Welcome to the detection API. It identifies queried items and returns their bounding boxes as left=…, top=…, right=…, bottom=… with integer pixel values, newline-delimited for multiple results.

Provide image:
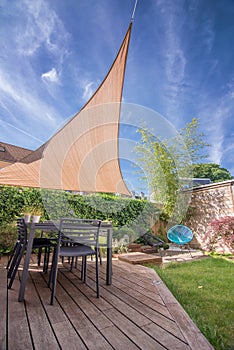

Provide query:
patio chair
left=7, top=218, right=55, bottom=289
left=167, top=225, right=193, bottom=257
left=49, top=218, right=101, bottom=305
left=140, top=231, right=165, bottom=256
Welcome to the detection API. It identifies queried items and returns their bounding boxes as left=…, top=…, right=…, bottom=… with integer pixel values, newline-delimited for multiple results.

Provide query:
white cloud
left=199, top=92, right=234, bottom=166
left=0, top=69, right=60, bottom=126
left=41, top=68, right=59, bottom=83
left=155, top=2, right=186, bottom=86
left=226, top=76, right=234, bottom=100
left=81, top=81, right=95, bottom=101
left=153, top=0, right=187, bottom=117
left=0, top=119, right=43, bottom=143
left=0, top=0, right=71, bottom=145
left=203, top=18, right=215, bottom=53
left=15, top=0, right=69, bottom=61
left=165, top=47, right=186, bottom=85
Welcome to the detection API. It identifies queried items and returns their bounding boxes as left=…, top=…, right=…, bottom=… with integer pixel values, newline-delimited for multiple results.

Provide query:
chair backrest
left=141, top=231, right=165, bottom=247
left=59, top=218, right=101, bottom=247
left=16, top=218, right=28, bottom=245
left=167, top=225, right=193, bottom=245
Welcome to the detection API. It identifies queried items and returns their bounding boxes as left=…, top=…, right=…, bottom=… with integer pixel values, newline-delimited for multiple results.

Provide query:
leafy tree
left=192, top=163, right=233, bottom=182
left=178, top=118, right=210, bottom=163
left=135, top=118, right=209, bottom=221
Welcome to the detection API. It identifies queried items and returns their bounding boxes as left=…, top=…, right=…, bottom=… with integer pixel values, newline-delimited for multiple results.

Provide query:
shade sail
left=0, top=23, right=132, bottom=195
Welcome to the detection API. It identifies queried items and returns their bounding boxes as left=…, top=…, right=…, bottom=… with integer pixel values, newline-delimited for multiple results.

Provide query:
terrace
left=0, top=254, right=213, bottom=350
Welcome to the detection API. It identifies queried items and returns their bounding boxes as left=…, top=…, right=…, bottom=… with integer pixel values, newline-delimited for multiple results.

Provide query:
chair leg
left=6, top=242, right=18, bottom=270
left=7, top=243, right=22, bottom=279
left=42, top=247, right=47, bottom=273
left=81, top=256, right=87, bottom=283
left=37, top=247, right=42, bottom=266
left=43, top=247, right=51, bottom=273
left=188, top=244, right=193, bottom=258
left=158, top=248, right=163, bottom=257
left=95, top=252, right=99, bottom=298
left=8, top=246, right=25, bottom=289
left=70, top=257, right=74, bottom=272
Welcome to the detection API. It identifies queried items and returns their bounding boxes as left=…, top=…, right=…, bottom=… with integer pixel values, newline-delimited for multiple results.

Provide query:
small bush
left=204, top=216, right=234, bottom=254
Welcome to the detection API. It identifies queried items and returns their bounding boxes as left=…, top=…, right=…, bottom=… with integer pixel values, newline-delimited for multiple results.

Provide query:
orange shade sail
left=0, top=23, right=132, bottom=196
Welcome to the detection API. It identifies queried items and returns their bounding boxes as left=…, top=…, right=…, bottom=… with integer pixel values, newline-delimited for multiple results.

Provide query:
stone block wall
left=185, top=180, right=234, bottom=249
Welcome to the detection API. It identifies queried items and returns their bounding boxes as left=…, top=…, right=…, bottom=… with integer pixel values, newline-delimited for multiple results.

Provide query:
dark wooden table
left=18, top=221, right=112, bottom=302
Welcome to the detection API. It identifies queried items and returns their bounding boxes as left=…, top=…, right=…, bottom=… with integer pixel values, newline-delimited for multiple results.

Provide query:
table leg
left=18, top=224, right=35, bottom=302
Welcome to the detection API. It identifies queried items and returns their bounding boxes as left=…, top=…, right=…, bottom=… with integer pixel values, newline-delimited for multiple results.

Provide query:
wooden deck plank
left=142, top=322, right=190, bottom=350
left=0, top=257, right=7, bottom=350
left=112, top=279, right=172, bottom=318
left=101, top=307, right=166, bottom=350
left=155, top=273, right=214, bottom=350
left=95, top=325, right=139, bottom=350
left=66, top=267, right=163, bottom=350
left=7, top=273, right=33, bottom=350
left=55, top=270, right=144, bottom=350
left=67, top=265, right=190, bottom=350
left=111, top=260, right=160, bottom=292
left=48, top=271, right=114, bottom=350
left=30, top=272, right=87, bottom=350
left=101, top=281, right=185, bottom=341
left=59, top=267, right=170, bottom=349
left=57, top=270, right=114, bottom=330
left=89, top=262, right=172, bottom=318
left=65, top=268, right=151, bottom=328
left=20, top=271, right=60, bottom=350
left=81, top=264, right=188, bottom=342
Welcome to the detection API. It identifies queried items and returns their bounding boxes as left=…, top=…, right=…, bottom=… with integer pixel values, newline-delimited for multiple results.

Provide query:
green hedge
left=0, top=186, right=160, bottom=254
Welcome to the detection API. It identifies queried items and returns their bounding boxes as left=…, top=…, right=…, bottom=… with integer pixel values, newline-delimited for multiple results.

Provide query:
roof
left=0, top=142, right=33, bottom=164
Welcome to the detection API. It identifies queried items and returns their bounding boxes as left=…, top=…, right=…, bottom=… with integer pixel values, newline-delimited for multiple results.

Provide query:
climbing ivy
left=0, top=186, right=160, bottom=254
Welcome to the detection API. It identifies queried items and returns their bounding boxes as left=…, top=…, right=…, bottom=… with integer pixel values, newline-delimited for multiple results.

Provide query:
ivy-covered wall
left=0, top=185, right=159, bottom=226
left=0, top=185, right=160, bottom=254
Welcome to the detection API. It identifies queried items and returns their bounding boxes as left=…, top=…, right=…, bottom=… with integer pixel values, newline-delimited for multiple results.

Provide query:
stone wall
left=185, top=180, right=234, bottom=249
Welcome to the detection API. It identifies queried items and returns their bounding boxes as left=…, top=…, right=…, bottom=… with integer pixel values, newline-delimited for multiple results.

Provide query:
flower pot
left=32, top=215, right=40, bottom=223
left=24, top=214, right=32, bottom=223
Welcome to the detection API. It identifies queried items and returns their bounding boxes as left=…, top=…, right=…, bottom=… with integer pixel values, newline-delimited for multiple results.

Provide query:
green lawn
left=150, top=256, right=234, bottom=350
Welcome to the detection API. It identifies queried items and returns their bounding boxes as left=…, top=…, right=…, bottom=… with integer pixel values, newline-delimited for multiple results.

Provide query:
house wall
left=185, top=180, right=234, bottom=249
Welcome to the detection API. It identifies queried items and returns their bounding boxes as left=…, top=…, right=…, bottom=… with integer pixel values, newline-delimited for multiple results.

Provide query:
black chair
left=49, top=218, right=101, bottom=305
left=140, top=231, right=165, bottom=255
left=7, top=218, right=55, bottom=289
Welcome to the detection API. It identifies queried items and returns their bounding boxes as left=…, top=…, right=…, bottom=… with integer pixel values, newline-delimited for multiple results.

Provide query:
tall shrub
left=204, top=216, right=234, bottom=253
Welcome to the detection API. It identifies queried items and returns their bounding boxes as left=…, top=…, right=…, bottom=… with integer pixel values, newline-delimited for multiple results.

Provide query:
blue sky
left=0, top=0, right=234, bottom=193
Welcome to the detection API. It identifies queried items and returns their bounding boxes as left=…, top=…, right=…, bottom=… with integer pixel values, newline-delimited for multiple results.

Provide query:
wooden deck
left=0, top=255, right=213, bottom=350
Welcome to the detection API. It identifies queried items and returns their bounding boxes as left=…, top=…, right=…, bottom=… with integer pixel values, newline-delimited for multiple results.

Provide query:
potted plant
left=22, top=205, right=34, bottom=222
left=31, top=206, right=43, bottom=223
